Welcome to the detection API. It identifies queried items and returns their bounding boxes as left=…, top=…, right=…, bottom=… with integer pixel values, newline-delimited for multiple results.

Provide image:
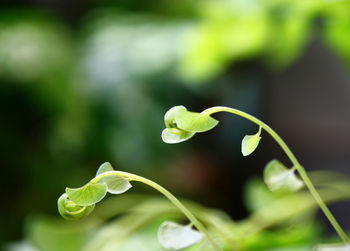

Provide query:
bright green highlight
left=263, top=159, right=303, bottom=193
left=241, top=126, right=262, bottom=156
left=162, top=105, right=349, bottom=243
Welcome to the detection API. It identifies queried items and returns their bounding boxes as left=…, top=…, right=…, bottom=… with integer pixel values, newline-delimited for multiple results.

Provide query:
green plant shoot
left=58, top=162, right=221, bottom=251
left=161, top=105, right=350, bottom=244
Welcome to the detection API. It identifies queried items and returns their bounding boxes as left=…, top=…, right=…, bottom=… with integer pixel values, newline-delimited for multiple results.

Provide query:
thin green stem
left=202, top=106, right=349, bottom=243
left=91, top=171, right=221, bottom=250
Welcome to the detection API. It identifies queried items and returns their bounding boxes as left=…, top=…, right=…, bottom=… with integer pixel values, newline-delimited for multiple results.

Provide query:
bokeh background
left=1, top=0, right=350, bottom=249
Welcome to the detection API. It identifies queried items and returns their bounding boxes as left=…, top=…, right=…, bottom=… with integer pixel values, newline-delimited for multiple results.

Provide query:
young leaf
left=96, top=162, right=114, bottom=176
left=97, top=172, right=132, bottom=194
left=175, top=109, right=219, bottom=133
left=164, top=106, right=187, bottom=128
left=95, top=162, right=132, bottom=194
left=57, top=193, right=95, bottom=220
left=161, top=128, right=195, bottom=144
left=66, top=182, right=107, bottom=206
left=158, top=221, right=203, bottom=250
left=263, top=159, right=304, bottom=193
left=241, top=128, right=262, bottom=156
left=317, top=243, right=350, bottom=251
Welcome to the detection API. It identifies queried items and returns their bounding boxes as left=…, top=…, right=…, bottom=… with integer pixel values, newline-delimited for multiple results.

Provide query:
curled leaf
left=175, top=108, right=219, bottom=133
left=161, top=128, right=195, bottom=144
left=57, top=193, right=95, bottom=220
left=95, top=162, right=132, bottom=194
left=241, top=127, right=262, bottom=156
left=158, top=221, right=203, bottom=250
left=162, top=106, right=196, bottom=144
left=164, top=106, right=187, bottom=128
left=263, top=159, right=304, bottom=193
left=162, top=105, right=218, bottom=144
left=97, top=172, right=132, bottom=194
left=66, top=182, right=107, bottom=206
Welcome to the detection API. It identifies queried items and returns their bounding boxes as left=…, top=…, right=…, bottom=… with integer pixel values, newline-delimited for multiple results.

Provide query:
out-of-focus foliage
left=6, top=171, right=350, bottom=251
left=2, top=0, right=350, bottom=248
left=263, top=159, right=304, bottom=193
left=179, top=0, right=350, bottom=82
left=0, top=12, right=72, bottom=84
left=322, top=1, right=350, bottom=69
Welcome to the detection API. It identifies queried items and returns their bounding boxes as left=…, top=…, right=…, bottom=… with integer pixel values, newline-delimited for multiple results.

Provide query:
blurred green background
left=2, top=0, right=350, bottom=250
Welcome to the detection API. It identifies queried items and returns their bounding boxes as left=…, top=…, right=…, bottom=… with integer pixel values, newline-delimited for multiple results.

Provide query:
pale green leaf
left=241, top=129, right=261, bottom=156
left=175, top=109, right=218, bottom=133
left=95, top=162, right=132, bottom=194
left=263, top=159, right=304, bottom=193
left=164, top=106, right=187, bottom=128
left=66, top=182, right=107, bottom=206
left=97, top=173, right=132, bottom=194
left=317, top=243, right=350, bottom=251
left=161, top=128, right=195, bottom=144
left=158, top=221, right=203, bottom=250
left=96, top=162, right=114, bottom=176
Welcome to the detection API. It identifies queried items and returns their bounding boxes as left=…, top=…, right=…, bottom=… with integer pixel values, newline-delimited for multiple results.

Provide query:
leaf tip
left=96, top=162, right=114, bottom=176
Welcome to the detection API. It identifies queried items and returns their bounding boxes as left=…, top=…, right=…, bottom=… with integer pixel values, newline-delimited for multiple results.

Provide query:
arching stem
left=91, top=171, right=221, bottom=250
left=202, top=106, right=349, bottom=243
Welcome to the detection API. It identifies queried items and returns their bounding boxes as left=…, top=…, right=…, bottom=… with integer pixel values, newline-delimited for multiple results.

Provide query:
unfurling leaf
left=57, top=193, right=95, bottom=220
left=95, top=162, right=132, bottom=194
left=97, top=173, right=132, bottom=194
left=161, top=128, right=195, bottom=144
left=66, top=182, right=107, bottom=206
left=263, top=159, right=304, bottom=193
left=164, top=106, right=187, bottom=128
left=241, top=127, right=262, bottom=156
left=162, top=106, right=218, bottom=144
left=175, top=109, right=219, bottom=133
left=96, top=162, right=114, bottom=176
left=158, top=221, right=203, bottom=250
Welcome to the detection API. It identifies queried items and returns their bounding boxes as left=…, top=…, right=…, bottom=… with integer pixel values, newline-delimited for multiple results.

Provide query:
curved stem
left=91, top=171, right=221, bottom=250
left=202, top=106, right=349, bottom=243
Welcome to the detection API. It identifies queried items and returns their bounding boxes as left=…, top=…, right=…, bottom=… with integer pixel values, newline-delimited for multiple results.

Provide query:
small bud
left=57, top=193, right=95, bottom=221
left=161, top=106, right=218, bottom=144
